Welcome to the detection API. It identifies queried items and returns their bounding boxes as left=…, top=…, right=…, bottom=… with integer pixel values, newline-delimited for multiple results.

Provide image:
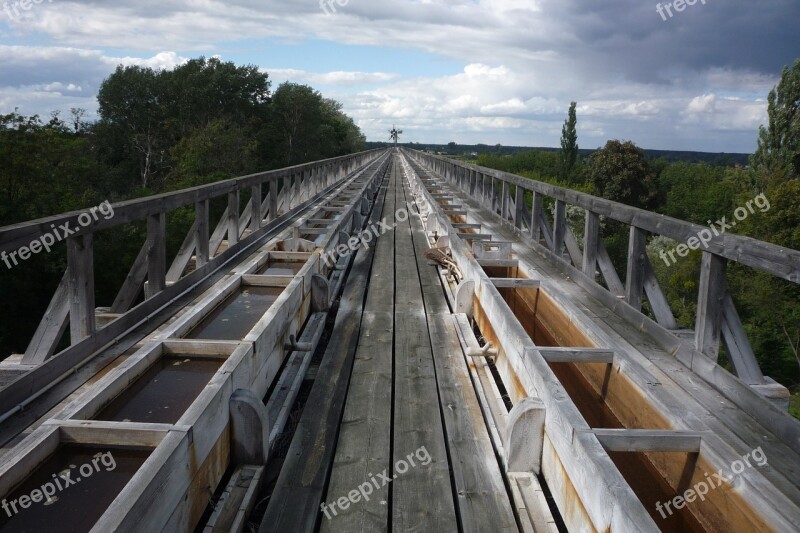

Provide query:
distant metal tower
left=389, top=125, right=403, bottom=146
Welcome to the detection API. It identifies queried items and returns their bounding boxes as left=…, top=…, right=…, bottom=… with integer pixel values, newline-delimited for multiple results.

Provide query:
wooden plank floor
left=262, top=157, right=519, bottom=533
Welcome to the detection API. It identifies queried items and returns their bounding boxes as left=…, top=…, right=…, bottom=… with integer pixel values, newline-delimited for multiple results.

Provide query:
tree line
left=477, top=60, right=800, bottom=415
left=0, top=56, right=366, bottom=357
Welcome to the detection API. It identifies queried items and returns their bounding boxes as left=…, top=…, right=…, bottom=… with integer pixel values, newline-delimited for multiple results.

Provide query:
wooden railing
left=405, top=148, right=800, bottom=408
left=0, top=148, right=385, bottom=368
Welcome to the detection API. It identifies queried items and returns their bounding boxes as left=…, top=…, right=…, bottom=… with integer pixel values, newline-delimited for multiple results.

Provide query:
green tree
left=559, top=101, right=579, bottom=183
left=751, top=59, right=800, bottom=182
left=585, top=140, right=658, bottom=209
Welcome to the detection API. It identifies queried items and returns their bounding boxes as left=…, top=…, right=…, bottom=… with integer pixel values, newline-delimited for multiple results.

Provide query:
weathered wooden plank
left=514, top=185, right=526, bottom=230
left=259, top=158, right=390, bottom=533
left=552, top=199, right=566, bottom=256
left=625, top=226, right=647, bottom=311
left=67, top=233, right=95, bottom=343
left=266, top=312, right=327, bottom=444
left=22, top=271, right=70, bottom=364
left=406, top=172, right=517, bottom=532
left=250, top=184, right=262, bottom=233
left=490, top=278, right=541, bottom=288
left=721, top=293, right=765, bottom=385
left=596, top=238, right=625, bottom=297
left=588, top=429, right=703, bottom=453
left=323, top=165, right=394, bottom=532
left=642, top=255, right=677, bottom=329
left=695, top=252, right=727, bottom=361
left=393, top=162, right=459, bottom=532
left=538, top=348, right=615, bottom=364
left=228, top=191, right=240, bottom=246
left=583, top=210, right=600, bottom=278
left=146, top=212, right=167, bottom=298
left=530, top=192, right=543, bottom=243
left=166, top=216, right=200, bottom=283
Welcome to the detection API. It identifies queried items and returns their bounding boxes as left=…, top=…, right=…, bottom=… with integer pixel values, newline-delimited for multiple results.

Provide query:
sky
left=0, top=0, right=798, bottom=153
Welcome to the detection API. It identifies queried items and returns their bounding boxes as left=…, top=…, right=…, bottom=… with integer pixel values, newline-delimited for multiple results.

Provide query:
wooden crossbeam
left=588, top=429, right=703, bottom=453
left=477, top=259, right=519, bottom=268
left=490, top=278, right=541, bottom=289
left=538, top=348, right=614, bottom=364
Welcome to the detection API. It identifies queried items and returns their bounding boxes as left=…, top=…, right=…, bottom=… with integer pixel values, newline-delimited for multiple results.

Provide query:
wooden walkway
left=261, top=158, right=523, bottom=532
left=3, top=146, right=799, bottom=533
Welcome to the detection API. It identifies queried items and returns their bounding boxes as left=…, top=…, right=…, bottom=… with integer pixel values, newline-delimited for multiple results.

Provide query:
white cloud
left=1, top=0, right=794, bottom=151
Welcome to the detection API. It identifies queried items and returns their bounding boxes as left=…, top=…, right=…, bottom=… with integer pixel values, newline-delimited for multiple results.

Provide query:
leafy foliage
left=585, top=140, right=658, bottom=209
left=559, top=102, right=579, bottom=183
left=0, top=58, right=365, bottom=358
left=751, top=59, right=800, bottom=182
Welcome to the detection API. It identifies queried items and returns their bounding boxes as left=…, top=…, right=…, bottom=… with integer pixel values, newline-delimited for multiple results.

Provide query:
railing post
left=250, top=184, right=262, bottom=233
left=583, top=210, right=600, bottom=278
left=501, top=181, right=510, bottom=222
left=531, top=192, right=543, bottom=242
left=269, top=178, right=278, bottom=221
left=625, top=226, right=647, bottom=310
left=67, top=234, right=95, bottom=343
left=196, top=200, right=210, bottom=267
left=147, top=212, right=166, bottom=297
left=514, top=185, right=526, bottom=230
left=228, top=190, right=240, bottom=246
left=695, top=252, right=727, bottom=361
left=469, top=169, right=476, bottom=197
left=553, top=199, right=566, bottom=256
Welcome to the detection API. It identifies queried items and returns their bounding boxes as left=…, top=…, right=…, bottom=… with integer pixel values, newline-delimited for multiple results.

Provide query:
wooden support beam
left=477, top=258, right=519, bottom=268
left=110, top=239, right=149, bottom=313
left=166, top=217, right=199, bottom=283
left=530, top=192, right=543, bottom=242
left=501, top=181, right=510, bottom=222
left=490, top=278, right=541, bottom=289
left=250, top=184, right=262, bottom=233
left=146, top=212, right=166, bottom=298
left=67, top=233, right=95, bottom=343
left=538, top=348, right=615, bottom=364
left=588, top=429, right=703, bottom=453
left=553, top=200, right=566, bottom=256
left=695, top=252, right=727, bottom=361
left=625, top=226, right=647, bottom=311
left=460, top=233, right=493, bottom=242
left=642, top=256, right=677, bottom=329
left=583, top=210, right=600, bottom=278
left=228, top=190, right=240, bottom=246
left=514, top=186, right=526, bottom=230
left=22, top=271, right=70, bottom=364
left=269, top=178, right=278, bottom=221
left=722, top=293, right=765, bottom=385
left=596, top=239, right=625, bottom=297
left=196, top=199, right=210, bottom=268
left=453, top=223, right=482, bottom=230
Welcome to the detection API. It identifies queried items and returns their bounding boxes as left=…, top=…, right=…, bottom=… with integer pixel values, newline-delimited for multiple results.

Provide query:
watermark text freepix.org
left=655, top=446, right=767, bottom=519
left=1, top=200, right=115, bottom=270
left=656, top=0, right=707, bottom=22
left=2, top=451, right=117, bottom=518
left=658, top=193, right=769, bottom=267
left=321, top=199, right=425, bottom=267
left=2, top=0, right=52, bottom=22
left=320, top=446, right=432, bottom=519
left=319, top=0, right=348, bottom=16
